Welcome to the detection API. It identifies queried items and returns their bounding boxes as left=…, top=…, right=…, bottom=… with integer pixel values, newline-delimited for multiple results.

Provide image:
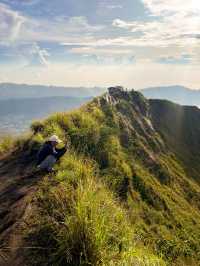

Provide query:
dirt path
left=0, top=153, right=41, bottom=266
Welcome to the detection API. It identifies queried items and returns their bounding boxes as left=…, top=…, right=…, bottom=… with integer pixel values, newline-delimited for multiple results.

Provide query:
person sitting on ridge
left=37, top=135, right=67, bottom=172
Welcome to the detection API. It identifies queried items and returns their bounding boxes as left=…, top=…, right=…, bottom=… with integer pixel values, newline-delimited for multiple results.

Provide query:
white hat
left=49, top=135, right=62, bottom=143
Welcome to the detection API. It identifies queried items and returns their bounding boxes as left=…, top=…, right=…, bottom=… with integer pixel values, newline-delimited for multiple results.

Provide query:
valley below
left=0, top=97, right=90, bottom=134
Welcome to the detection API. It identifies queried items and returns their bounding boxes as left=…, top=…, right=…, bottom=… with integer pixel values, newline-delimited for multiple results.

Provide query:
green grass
left=4, top=88, right=200, bottom=265
left=0, top=135, right=14, bottom=155
left=24, top=153, right=165, bottom=266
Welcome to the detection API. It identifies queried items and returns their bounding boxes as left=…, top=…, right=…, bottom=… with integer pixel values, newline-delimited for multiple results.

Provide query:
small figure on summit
left=37, top=135, right=67, bottom=172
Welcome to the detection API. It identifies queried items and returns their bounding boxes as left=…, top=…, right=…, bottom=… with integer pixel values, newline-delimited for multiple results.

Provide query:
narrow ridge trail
left=0, top=153, right=41, bottom=266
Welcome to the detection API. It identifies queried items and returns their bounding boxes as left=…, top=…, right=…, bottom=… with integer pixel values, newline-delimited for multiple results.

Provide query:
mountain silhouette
left=141, top=85, right=200, bottom=106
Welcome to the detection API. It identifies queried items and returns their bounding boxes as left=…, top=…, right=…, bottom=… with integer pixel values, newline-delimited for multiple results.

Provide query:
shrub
left=42, top=121, right=64, bottom=140
left=47, top=112, right=74, bottom=132
left=31, top=120, right=45, bottom=134
left=67, top=111, right=101, bottom=154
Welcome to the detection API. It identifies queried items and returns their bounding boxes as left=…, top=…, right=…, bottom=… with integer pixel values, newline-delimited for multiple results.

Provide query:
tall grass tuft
left=24, top=153, right=165, bottom=265
left=0, top=135, right=14, bottom=155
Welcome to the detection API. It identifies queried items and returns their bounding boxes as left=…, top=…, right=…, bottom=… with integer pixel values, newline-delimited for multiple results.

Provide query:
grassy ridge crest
left=3, top=87, right=200, bottom=265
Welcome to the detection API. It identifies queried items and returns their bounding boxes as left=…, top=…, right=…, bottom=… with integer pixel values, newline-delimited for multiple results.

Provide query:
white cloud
left=69, top=46, right=134, bottom=56
left=97, top=1, right=123, bottom=15
left=3, top=0, right=41, bottom=6
left=0, top=3, right=25, bottom=43
left=17, top=15, right=105, bottom=43
left=1, top=61, right=200, bottom=89
left=0, top=2, right=104, bottom=45
left=6, top=42, right=50, bottom=68
left=1, top=0, right=200, bottom=88
left=3, top=0, right=198, bottom=59
left=59, top=1, right=200, bottom=62
left=142, top=0, right=200, bottom=16
left=105, top=4, right=123, bottom=9
left=113, top=0, right=200, bottom=49
left=27, top=43, right=50, bottom=67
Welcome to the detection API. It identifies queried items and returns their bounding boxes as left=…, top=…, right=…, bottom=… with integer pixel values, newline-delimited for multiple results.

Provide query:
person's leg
left=39, top=155, right=57, bottom=171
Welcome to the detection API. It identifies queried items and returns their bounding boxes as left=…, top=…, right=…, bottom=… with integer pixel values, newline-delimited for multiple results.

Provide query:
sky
left=0, top=0, right=200, bottom=89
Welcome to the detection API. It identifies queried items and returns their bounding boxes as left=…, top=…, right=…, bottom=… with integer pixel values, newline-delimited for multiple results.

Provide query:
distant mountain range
left=1, top=83, right=200, bottom=134
left=0, top=83, right=106, bottom=99
left=2, top=84, right=199, bottom=106
left=0, top=96, right=90, bottom=134
left=140, top=85, right=200, bottom=106
left=0, top=83, right=106, bottom=134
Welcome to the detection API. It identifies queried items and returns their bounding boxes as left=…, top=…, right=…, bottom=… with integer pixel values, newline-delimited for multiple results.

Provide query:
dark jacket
left=37, top=141, right=67, bottom=165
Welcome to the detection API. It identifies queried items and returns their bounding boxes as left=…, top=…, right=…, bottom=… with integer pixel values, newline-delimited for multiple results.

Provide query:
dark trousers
left=39, top=147, right=67, bottom=170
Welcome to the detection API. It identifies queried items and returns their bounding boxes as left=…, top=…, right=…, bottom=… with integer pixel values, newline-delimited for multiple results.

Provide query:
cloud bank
left=0, top=0, right=199, bottom=89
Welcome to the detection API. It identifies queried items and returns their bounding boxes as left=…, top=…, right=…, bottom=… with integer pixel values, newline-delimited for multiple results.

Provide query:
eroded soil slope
left=0, top=153, right=40, bottom=266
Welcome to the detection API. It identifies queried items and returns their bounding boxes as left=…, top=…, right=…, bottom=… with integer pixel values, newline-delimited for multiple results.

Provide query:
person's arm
left=55, top=147, right=65, bottom=153
left=55, top=145, right=67, bottom=159
left=55, top=144, right=67, bottom=153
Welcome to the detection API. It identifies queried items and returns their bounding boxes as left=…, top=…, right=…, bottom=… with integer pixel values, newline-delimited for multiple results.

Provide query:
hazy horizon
left=0, top=83, right=200, bottom=91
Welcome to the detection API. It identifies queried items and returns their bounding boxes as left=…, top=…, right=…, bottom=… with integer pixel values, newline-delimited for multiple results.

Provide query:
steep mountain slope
left=141, top=85, right=200, bottom=106
left=1, top=87, right=200, bottom=266
left=149, top=99, right=200, bottom=182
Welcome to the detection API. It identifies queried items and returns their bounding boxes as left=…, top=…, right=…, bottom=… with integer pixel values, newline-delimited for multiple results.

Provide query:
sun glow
left=192, top=0, right=200, bottom=9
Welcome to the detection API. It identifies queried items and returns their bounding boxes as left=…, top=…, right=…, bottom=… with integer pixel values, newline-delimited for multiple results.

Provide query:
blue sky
left=0, top=0, right=200, bottom=88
